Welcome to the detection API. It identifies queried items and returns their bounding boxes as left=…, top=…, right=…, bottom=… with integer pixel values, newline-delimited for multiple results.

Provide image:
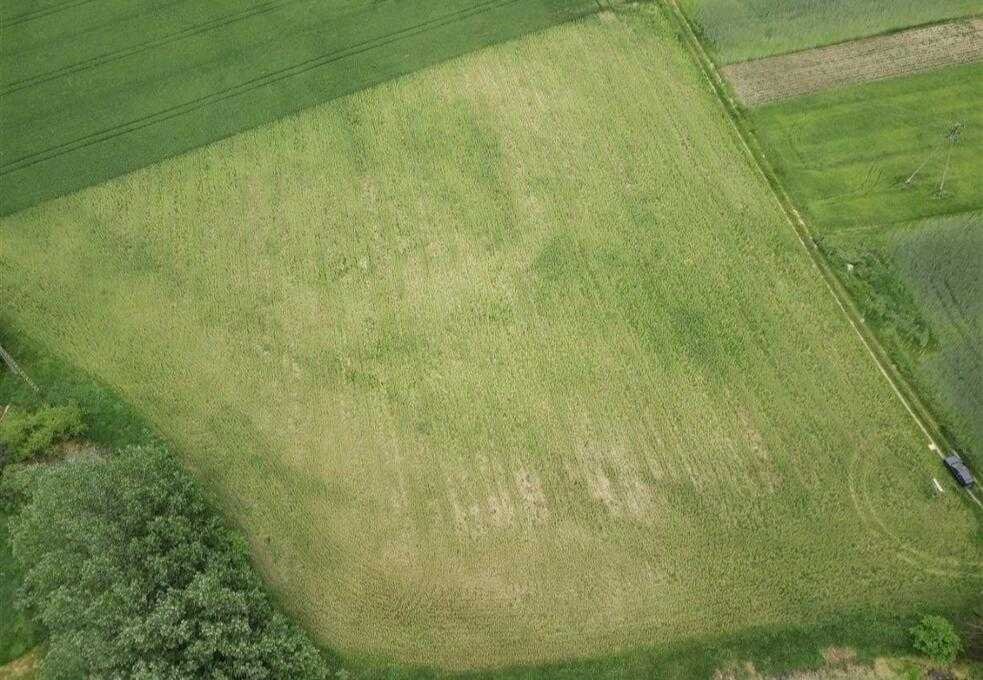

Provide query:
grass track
left=678, top=0, right=982, bottom=64
left=1, top=4, right=981, bottom=671
left=0, top=0, right=597, bottom=214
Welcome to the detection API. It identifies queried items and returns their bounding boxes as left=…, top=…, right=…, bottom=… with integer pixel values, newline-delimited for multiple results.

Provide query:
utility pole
left=0, top=342, right=39, bottom=392
left=936, top=123, right=961, bottom=198
left=902, top=122, right=962, bottom=190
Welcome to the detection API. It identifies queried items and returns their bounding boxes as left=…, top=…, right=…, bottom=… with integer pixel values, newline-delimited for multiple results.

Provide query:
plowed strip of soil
left=723, top=18, right=983, bottom=107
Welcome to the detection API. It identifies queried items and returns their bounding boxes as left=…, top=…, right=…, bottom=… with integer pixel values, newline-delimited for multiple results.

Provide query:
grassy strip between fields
left=820, top=212, right=983, bottom=472
left=661, top=0, right=979, bottom=509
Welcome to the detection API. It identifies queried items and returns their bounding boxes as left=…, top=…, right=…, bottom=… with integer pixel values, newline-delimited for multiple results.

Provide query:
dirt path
left=722, top=17, right=983, bottom=107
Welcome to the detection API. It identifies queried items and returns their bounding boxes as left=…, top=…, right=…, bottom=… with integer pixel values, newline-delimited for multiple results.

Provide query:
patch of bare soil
left=0, top=649, right=40, bottom=680
left=723, top=18, right=983, bottom=106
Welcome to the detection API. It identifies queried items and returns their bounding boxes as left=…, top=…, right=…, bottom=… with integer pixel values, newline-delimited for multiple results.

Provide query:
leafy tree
left=0, top=404, right=84, bottom=465
left=4, top=446, right=328, bottom=680
left=909, top=615, right=962, bottom=666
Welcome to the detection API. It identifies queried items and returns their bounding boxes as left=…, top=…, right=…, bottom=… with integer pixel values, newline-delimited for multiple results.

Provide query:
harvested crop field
left=723, top=18, right=983, bottom=106
left=0, top=0, right=597, bottom=215
left=1, top=4, right=980, bottom=671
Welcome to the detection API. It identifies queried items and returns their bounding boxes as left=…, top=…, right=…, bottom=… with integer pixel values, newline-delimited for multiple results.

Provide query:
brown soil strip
left=723, top=18, right=983, bottom=107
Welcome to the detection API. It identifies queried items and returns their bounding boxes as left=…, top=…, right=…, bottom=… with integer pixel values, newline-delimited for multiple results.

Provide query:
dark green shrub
left=910, top=615, right=962, bottom=665
left=0, top=404, right=84, bottom=464
left=5, top=446, right=328, bottom=680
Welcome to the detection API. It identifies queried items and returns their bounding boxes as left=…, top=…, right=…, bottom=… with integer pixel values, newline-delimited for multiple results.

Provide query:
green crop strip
left=0, top=0, right=597, bottom=214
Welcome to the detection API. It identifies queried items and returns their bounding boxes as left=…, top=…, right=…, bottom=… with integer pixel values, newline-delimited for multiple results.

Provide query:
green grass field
left=1, top=4, right=981, bottom=672
left=887, top=214, right=983, bottom=465
left=749, top=62, right=983, bottom=231
left=678, top=0, right=982, bottom=64
left=823, top=212, right=983, bottom=470
left=0, top=0, right=596, bottom=215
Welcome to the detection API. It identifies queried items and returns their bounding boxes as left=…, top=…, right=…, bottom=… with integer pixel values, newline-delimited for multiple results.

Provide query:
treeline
left=0, top=404, right=330, bottom=680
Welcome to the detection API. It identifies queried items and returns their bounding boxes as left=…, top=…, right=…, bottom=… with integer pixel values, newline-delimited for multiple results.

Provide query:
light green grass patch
left=1, top=5, right=980, bottom=671
left=678, top=0, right=982, bottom=64
left=750, top=63, right=983, bottom=231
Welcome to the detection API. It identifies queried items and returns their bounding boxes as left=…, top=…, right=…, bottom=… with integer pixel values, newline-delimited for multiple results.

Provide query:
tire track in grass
left=847, top=442, right=982, bottom=576
left=1, top=0, right=197, bottom=59
left=0, top=0, right=523, bottom=177
left=0, top=1, right=290, bottom=96
left=3, top=0, right=101, bottom=27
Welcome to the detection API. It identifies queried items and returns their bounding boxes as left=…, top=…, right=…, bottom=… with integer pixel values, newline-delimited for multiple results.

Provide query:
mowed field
left=0, top=0, right=597, bottom=214
left=749, top=62, right=983, bottom=230
left=678, top=0, right=982, bottom=64
left=1, top=5, right=981, bottom=670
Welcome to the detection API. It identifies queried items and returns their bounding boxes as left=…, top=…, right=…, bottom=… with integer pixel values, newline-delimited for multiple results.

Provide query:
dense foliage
left=817, top=239, right=935, bottom=354
left=0, top=404, right=84, bottom=466
left=4, top=446, right=328, bottom=680
left=910, top=615, right=962, bottom=665
left=0, top=511, right=40, bottom=666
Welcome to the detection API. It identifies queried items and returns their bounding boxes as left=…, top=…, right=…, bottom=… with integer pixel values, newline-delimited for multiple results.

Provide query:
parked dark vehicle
left=943, top=455, right=975, bottom=488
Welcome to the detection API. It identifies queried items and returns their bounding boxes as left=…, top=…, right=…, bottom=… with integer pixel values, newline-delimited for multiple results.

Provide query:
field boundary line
left=659, top=0, right=981, bottom=510
left=0, top=0, right=516, bottom=173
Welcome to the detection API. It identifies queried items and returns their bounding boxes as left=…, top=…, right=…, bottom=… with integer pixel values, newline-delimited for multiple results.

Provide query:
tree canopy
left=5, top=446, right=328, bottom=680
